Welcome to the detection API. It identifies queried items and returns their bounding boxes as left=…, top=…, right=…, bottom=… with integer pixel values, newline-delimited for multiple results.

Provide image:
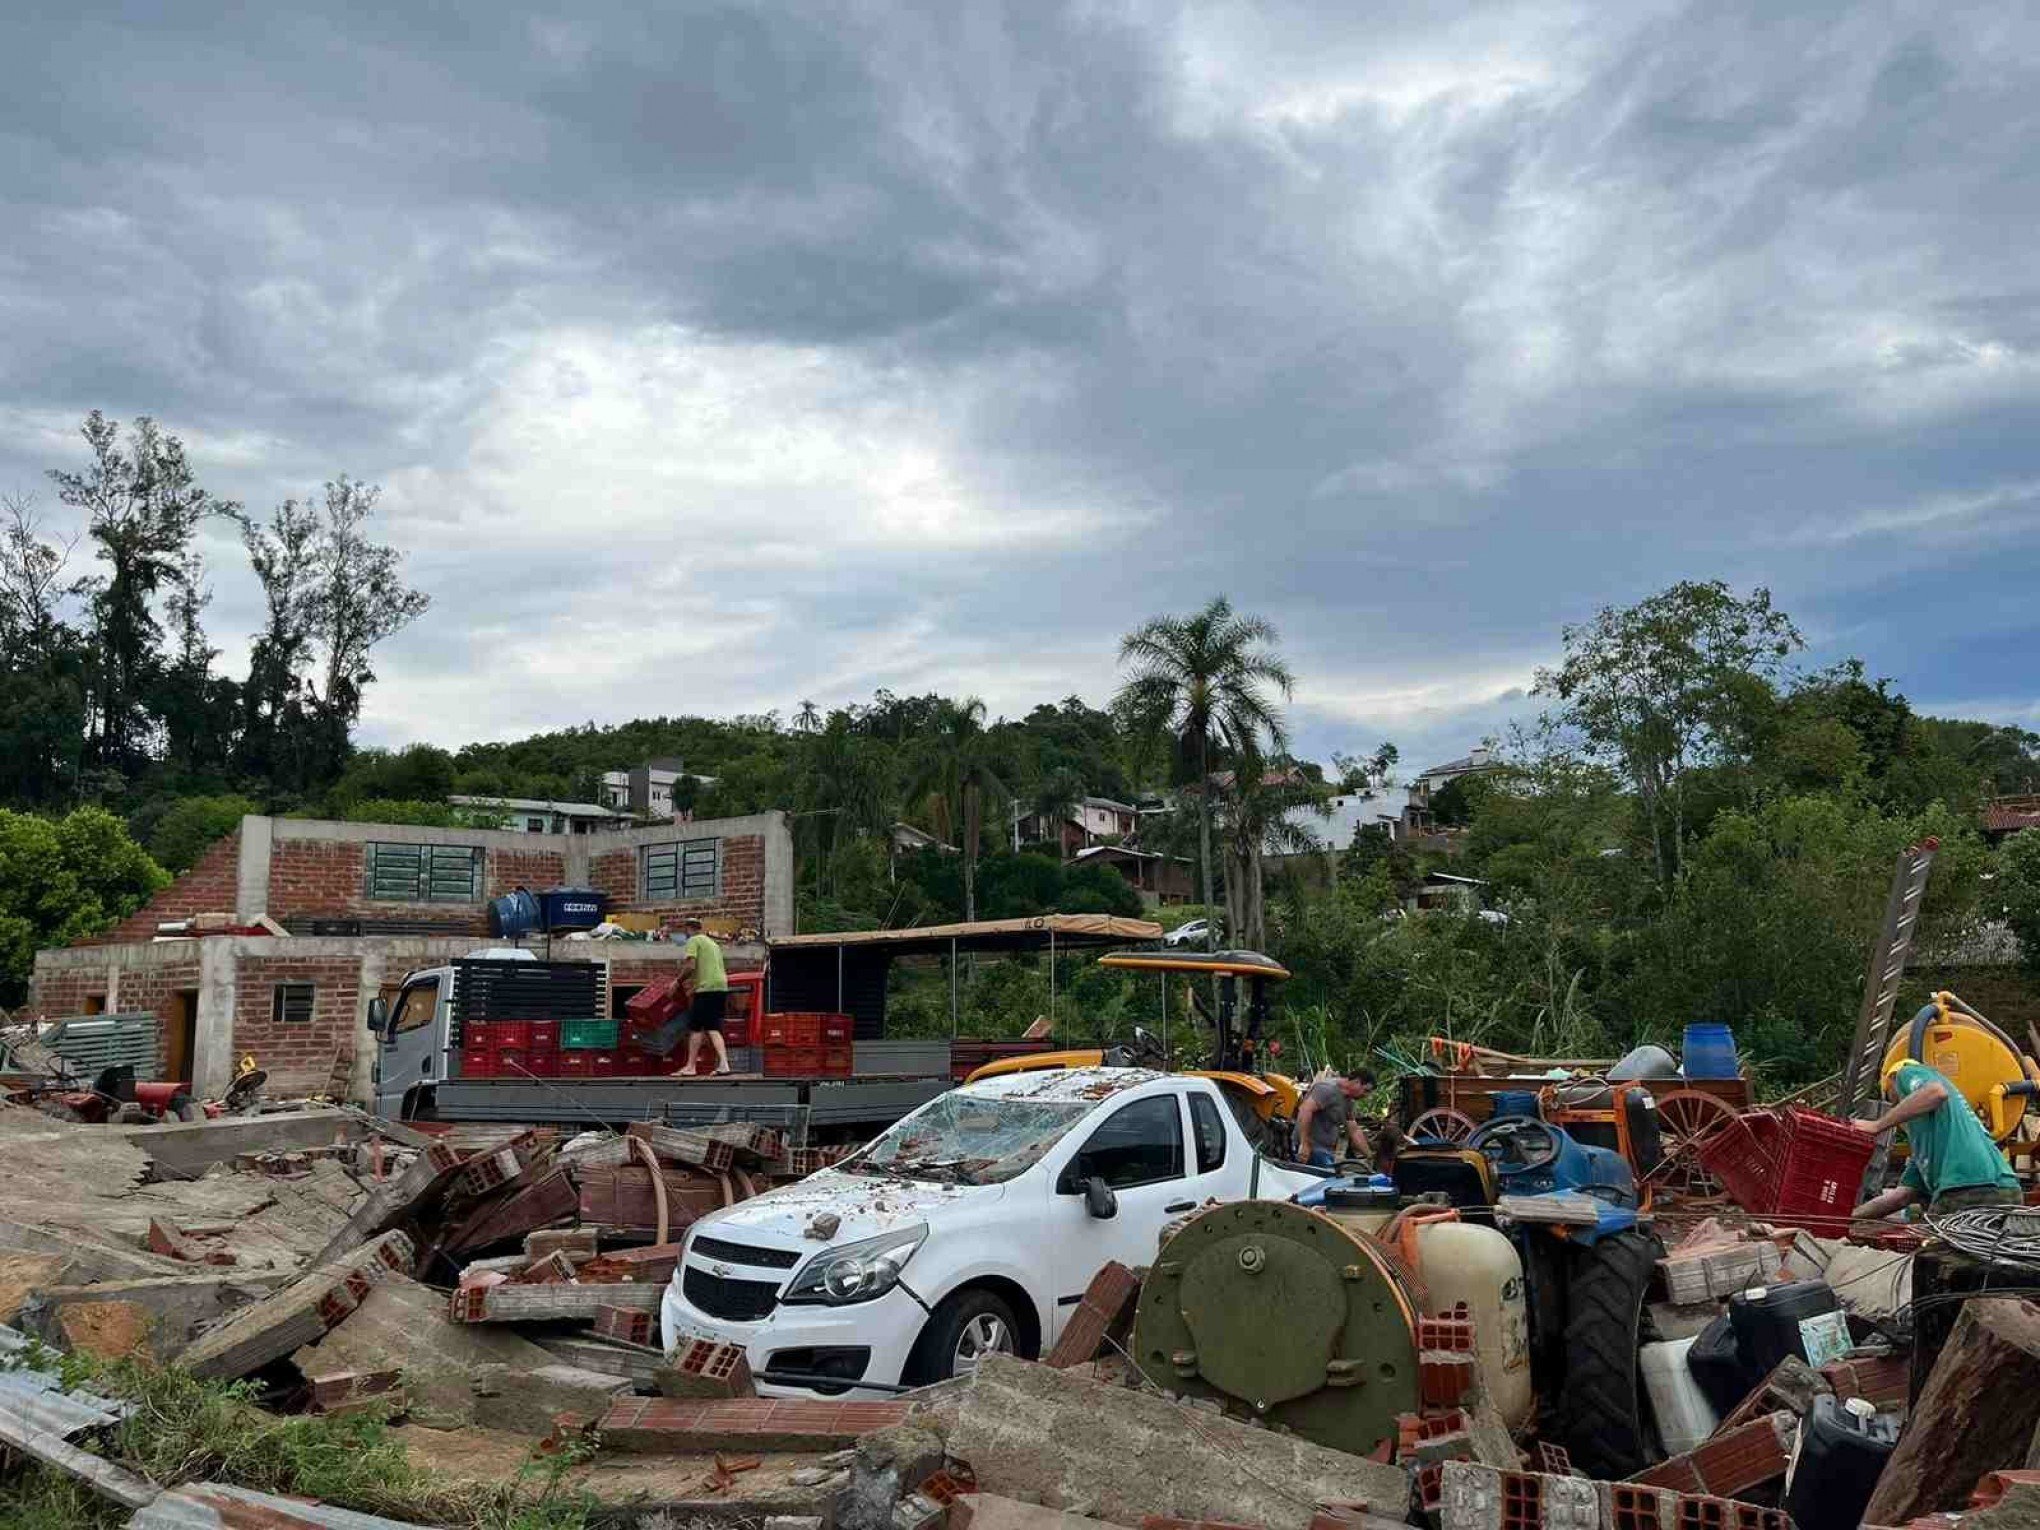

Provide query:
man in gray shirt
left=1295, top=1068, right=1377, bottom=1169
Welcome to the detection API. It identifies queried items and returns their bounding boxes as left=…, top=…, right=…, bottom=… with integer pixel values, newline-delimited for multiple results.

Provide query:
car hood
left=693, top=1169, right=1005, bottom=1249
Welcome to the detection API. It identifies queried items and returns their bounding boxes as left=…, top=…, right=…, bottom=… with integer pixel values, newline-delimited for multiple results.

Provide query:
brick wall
left=596, top=834, right=767, bottom=931
left=264, top=837, right=570, bottom=931
left=89, top=832, right=242, bottom=945
left=33, top=965, right=114, bottom=1018
left=234, top=954, right=362, bottom=1093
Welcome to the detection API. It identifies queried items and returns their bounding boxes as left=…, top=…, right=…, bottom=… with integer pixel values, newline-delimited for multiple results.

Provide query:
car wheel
left=905, top=1289, right=1022, bottom=1385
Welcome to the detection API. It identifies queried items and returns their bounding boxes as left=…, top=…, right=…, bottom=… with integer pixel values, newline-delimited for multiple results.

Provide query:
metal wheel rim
left=1650, top=1089, right=1737, bottom=1195
left=1406, top=1107, right=1478, bottom=1145
left=954, top=1312, right=1013, bottom=1372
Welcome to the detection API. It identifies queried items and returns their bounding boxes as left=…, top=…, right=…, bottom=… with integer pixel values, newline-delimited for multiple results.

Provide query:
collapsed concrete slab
left=177, top=1230, right=413, bottom=1379
left=19, top=1273, right=279, bottom=1362
left=472, top=1362, right=631, bottom=1434
left=124, top=1108, right=371, bottom=1180
left=948, top=1356, right=1411, bottom=1530
left=294, top=1274, right=561, bottom=1428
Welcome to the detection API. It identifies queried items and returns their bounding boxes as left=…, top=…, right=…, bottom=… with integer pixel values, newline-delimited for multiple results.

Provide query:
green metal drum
left=1131, top=1200, right=1421, bottom=1459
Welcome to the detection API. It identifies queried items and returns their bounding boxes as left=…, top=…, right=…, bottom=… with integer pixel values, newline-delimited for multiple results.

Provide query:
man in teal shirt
left=1853, top=1059, right=2021, bottom=1219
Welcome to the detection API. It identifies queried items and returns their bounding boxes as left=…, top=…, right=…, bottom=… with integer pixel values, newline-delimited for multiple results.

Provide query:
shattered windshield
left=843, top=1093, right=1092, bottom=1186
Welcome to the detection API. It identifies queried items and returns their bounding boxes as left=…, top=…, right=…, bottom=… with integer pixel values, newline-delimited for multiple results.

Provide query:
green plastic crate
left=561, top=1018, right=620, bottom=1050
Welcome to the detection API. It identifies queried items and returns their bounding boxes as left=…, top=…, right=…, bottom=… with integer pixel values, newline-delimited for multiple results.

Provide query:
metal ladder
left=1835, top=837, right=1939, bottom=1123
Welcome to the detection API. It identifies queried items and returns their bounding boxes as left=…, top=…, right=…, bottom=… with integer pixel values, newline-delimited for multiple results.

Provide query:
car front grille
left=684, top=1264, right=781, bottom=1321
left=691, top=1235, right=801, bottom=1269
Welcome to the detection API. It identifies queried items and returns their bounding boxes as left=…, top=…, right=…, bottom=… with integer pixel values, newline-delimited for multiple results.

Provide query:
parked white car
left=1161, top=917, right=1216, bottom=948
left=659, top=1067, right=1315, bottom=1396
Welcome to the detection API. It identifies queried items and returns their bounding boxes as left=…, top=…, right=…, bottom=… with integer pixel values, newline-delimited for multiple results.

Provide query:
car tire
left=904, top=1289, right=1024, bottom=1385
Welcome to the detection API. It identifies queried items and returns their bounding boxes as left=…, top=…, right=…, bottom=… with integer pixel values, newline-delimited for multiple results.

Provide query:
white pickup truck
left=659, top=1066, right=1317, bottom=1395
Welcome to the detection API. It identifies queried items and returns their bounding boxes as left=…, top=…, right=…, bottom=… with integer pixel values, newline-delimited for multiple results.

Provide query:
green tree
left=0, top=807, right=168, bottom=1006
left=147, top=793, right=261, bottom=873
left=0, top=494, right=87, bottom=807
left=2003, top=829, right=2040, bottom=982
left=49, top=412, right=237, bottom=779
left=312, top=476, right=431, bottom=731
left=1026, top=767, right=1088, bottom=858
left=239, top=497, right=327, bottom=797
left=903, top=698, right=1010, bottom=921
left=1535, top=580, right=1802, bottom=890
left=1116, top=597, right=1294, bottom=945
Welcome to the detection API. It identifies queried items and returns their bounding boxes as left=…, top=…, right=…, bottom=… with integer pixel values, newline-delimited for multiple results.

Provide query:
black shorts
left=686, top=990, right=729, bottom=1033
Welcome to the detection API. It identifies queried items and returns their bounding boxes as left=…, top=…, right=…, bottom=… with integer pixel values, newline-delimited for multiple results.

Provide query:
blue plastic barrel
left=488, top=887, right=540, bottom=941
left=1491, top=1090, right=1541, bottom=1119
left=1682, top=1022, right=1740, bottom=1079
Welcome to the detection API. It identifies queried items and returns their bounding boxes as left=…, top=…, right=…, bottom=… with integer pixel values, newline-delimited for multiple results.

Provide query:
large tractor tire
left=1557, top=1227, right=1663, bottom=1479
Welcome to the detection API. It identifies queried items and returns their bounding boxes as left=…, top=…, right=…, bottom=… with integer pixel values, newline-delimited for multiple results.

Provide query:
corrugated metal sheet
left=0, top=1370, right=130, bottom=1437
left=129, top=1482, right=444, bottom=1528
left=41, top=1014, right=162, bottom=1079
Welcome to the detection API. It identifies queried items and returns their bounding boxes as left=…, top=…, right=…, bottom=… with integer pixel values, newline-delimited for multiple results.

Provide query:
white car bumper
left=659, top=1273, right=928, bottom=1398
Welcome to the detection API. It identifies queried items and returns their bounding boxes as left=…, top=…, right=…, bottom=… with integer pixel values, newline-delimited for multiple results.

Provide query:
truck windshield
left=844, top=1093, right=1092, bottom=1185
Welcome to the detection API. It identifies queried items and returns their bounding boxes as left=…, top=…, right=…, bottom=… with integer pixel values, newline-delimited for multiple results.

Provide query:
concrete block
left=949, top=1356, right=1410, bottom=1530
left=533, top=1334, right=665, bottom=1388
left=591, top=1303, right=660, bottom=1346
left=1439, top=1462, right=1598, bottom=1530
left=450, top=1279, right=662, bottom=1325
left=625, top=1119, right=738, bottom=1170
left=308, top=1140, right=463, bottom=1267
left=525, top=1227, right=599, bottom=1263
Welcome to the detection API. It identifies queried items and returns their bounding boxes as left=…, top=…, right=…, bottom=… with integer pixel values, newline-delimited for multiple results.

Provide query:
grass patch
left=0, top=1347, right=604, bottom=1530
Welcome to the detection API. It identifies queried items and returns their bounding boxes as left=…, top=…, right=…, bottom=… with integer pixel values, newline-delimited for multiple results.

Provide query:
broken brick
left=1631, top=1413, right=1794, bottom=1498
left=1396, top=1410, right=1474, bottom=1466
left=656, top=1339, right=755, bottom=1399
left=1419, top=1351, right=1478, bottom=1408
left=1418, top=1303, right=1477, bottom=1354
left=599, top=1396, right=910, bottom=1453
left=1045, top=1262, right=1141, bottom=1369
left=593, top=1304, right=659, bottom=1347
left=514, top=1251, right=578, bottom=1285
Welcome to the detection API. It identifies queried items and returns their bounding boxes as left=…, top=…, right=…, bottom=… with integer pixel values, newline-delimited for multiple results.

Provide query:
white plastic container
left=1416, top=1220, right=1535, bottom=1429
left=1641, top=1335, right=1719, bottom=1455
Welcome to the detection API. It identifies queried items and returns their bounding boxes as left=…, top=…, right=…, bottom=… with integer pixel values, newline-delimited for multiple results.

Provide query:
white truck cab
left=365, top=948, right=538, bottom=1118
left=659, top=1065, right=1317, bottom=1394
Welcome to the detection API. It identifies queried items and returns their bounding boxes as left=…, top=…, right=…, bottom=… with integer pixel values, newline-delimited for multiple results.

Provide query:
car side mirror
left=1083, top=1176, right=1118, bottom=1220
left=366, top=998, right=388, bottom=1036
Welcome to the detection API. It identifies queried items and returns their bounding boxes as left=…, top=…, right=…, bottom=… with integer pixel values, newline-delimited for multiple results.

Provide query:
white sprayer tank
left=1326, top=1209, right=1534, bottom=1429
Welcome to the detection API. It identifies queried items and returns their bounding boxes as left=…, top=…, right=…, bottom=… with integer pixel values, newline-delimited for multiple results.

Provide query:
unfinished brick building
left=29, top=811, right=794, bottom=1100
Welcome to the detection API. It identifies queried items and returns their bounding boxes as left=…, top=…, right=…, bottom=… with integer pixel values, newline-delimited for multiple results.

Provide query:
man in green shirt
left=646, top=917, right=734, bottom=1075
left=1853, top=1058, right=2021, bottom=1219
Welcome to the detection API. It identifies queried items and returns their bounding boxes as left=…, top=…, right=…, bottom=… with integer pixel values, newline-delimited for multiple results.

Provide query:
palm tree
left=794, top=699, right=822, bottom=735
left=1116, top=597, right=1294, bottom=945
left=904, top=697, right=1010, bottom=920
left=1218, top=747, right=1329, bottom=949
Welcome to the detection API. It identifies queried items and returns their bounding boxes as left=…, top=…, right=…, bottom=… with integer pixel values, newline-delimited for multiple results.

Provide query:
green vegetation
left=0, top=1350, right=598, bottom=1529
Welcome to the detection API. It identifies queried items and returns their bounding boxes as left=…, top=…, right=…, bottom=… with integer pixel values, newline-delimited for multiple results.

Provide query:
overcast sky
left=4, top=2, right=2036, bottom=773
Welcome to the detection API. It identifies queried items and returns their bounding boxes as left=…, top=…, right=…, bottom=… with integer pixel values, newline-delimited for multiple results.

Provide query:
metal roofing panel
left=130, top=1482, right=444, bottom=1528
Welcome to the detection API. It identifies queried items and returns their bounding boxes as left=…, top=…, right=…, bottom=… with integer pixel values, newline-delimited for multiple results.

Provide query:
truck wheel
left=1557, top=1227, right=1663, bottom=1479
left=905, top=1289, right=1022, bottom=1385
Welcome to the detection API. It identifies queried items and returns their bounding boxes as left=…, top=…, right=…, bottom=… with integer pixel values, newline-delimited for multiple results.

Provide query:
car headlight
left=780, top=1225, right=927, bottom=1306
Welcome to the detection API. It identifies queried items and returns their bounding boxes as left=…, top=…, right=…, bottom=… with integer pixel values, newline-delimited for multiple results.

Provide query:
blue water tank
left=539, top=887, right=608, bottom=932
left=1491, top=1090, right=1541, bottom=1120
left=488, top=888, right=540, bottom=941
left=1683, top=1022, right=1740, bottom=1079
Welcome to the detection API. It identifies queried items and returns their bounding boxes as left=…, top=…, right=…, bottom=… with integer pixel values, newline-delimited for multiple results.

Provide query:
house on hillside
left=1013, top=796, right=1139, bottom=857
left=449, top=795, right=634, bottom=834
left=600, top=759, right=718, bottom=819
left=1983, top=795, right=2040, bottom=843
left=1069, top=843, right=1195, bottom=906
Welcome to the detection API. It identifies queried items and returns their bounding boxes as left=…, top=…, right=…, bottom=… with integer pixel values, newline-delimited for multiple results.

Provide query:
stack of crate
left=559, top=1017, right=620, bottom=1077
left=759, top=1011, right=854, bottom=1077
left=459, top=1018, right=562, bottom=1078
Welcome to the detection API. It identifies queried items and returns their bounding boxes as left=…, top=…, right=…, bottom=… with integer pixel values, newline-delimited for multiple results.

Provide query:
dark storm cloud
left=1, top=1, right=2035, bottom=770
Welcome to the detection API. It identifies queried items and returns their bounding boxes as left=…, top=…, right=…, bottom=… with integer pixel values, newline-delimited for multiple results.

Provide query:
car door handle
left=1164, top=1201, right=1196, bottom=1214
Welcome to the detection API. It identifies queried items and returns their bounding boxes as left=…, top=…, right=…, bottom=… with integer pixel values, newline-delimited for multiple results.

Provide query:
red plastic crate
left=820, top=1043, right=853, bottom=1077
left=491, top=1047, right=529, bottom=1076
left=821, top=1012, right=853, bottom=1043
left=625, top=976, right=683, bottom=1026
left=764, top=1044, right=827, bottom=1077
left=527, top=1020, right=560, bottom=1053
left=558, top=1052, right=592, bottom=1077
left=761, top=1012, right=822, bottom=1046
left=1698, top=1107, right=1873, bottom=1216
left=476, top=1019, right=532, bottom=1048
left=459, top=1043, right=495, bottom=1077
